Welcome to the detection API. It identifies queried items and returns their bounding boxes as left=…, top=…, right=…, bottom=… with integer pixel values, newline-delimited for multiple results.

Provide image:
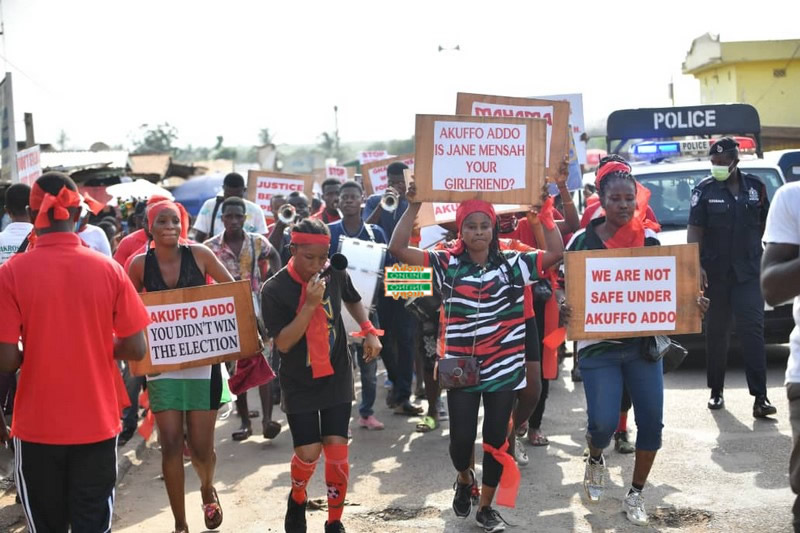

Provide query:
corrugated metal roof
left=40, top=150, right=130, bottom=171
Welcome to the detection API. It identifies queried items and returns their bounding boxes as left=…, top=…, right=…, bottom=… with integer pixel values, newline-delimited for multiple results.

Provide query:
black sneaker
left=324, top=520, right=346, bottom=533
left=452, top=469, right=476, bottom=518
left=754, top=396, right=777, bottom=418
left=475, top=506, right=510, bottom=532
left=285, top=491, right=307, bottom=533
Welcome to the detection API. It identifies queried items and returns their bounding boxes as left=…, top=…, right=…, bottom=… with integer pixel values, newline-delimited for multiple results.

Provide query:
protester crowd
left=0, top=136, right=797, bottom=533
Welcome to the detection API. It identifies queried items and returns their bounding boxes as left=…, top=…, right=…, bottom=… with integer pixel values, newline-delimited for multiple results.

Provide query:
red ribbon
left=482, top=441, right=521, bottom=508
left=541, top=270, right=564, bottom=380
left=537, top=196, right=557, bottom=231
left=287, top=258, right=335, bottom=378
left=29, top=185, right=81, bottom=229
left=350, top=320, right=384, bottom=338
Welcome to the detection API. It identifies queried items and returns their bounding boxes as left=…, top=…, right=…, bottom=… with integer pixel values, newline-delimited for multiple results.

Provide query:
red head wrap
left=81, top=192, right=106, bottom=216
left=594, top=161, right=631, bottom=188
left=290, top=232, right=331, bottom=246
left=29, top=182, right=81, bottom=229
left=147, top=200, right=190, bottom=240
left=147, top=194, right=171, bottom=206
left=449, top=199, right=497, bottom=255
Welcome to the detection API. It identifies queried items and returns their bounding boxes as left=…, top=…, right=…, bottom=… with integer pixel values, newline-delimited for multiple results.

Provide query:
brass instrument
left=380, top=190, right=399, bottom=212
left=278, top=204, right=297, bottom=225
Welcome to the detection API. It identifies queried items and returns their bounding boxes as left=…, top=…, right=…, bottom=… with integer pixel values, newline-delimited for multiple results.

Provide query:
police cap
left=708, top=137, right=739, bottom=156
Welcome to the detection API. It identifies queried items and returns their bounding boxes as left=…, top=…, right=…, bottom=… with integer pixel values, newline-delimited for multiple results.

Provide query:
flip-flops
left=231, top=425, right=252, bottom=442
left=263, top=420, right=281, bottom=439
left=202, top=487, right=223, bottom=530
left=528, top=430, right=550, bottom=446
left=415, top=416, right=439, bottom=433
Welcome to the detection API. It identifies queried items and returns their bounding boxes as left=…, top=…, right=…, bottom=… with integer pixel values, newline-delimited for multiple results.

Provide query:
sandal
left=247, top=410, right=260, bottom=418
left=528, top=430, right=550, bottom=447
left=202, top=487, right=223, bottom=530
left=263, top=420, right=281, bottom=439
left=415, top=415, right=439, bottom=433
left=231, top=425, right=252, bottom=442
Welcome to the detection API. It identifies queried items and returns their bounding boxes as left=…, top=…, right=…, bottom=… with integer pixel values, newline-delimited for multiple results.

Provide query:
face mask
left=711, top=164, right=733, bottom=181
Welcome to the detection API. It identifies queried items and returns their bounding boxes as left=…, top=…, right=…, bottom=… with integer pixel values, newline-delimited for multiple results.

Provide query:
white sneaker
left=513, top=436, right=529, bottom=466
left=622, top=489, right=648, bottom=526
left=583, top=456, right=605, bottom=502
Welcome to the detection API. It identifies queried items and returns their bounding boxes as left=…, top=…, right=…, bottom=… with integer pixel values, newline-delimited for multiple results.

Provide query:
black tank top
left=143, top=245, right=206, bottom=292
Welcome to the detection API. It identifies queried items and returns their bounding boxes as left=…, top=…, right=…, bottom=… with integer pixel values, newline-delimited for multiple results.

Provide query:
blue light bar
left=632, top=141, right=681, bottom=157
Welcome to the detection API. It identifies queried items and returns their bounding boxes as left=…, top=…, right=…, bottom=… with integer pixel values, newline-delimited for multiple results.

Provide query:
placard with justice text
left=564, top=244, right=702, bottom=340
left=129, top=281, right=261, bottom=376
left=456, top=93, right=570, bottom=179
left=414, top=114, right=546, bottom=204
left=247, top=170, right=314, bottom=218
left=360, top=154, right=415, bottom=196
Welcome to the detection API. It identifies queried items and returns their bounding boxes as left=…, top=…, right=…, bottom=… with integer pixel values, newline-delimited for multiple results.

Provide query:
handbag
left=437, top=357, right=481, bottom=390
left=641, top=335, right=688, bottom=374
left=228, top=352, right=276, bottom=396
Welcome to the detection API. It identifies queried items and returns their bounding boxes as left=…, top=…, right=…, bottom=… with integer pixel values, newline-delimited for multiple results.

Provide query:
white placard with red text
left=325, top=166, right=348, bottom=182
left=247, top=170, right=313, bottom=217
left=584, top=256, right=677, bottom=332
left=16, top=145, right=41, bottom=186
left=361, top=154, right=414, bottom=196
left=470, top=103, right=553, bottom=166
left=358, top=150, right=392, bottom=165
left=146, top=297, right=241, bottom=365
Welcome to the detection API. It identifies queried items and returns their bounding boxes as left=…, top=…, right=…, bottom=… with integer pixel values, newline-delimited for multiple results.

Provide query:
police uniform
left=689, top=162, right=770, bottom=403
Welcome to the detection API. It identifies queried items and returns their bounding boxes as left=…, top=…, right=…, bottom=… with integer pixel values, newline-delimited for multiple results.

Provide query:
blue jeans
left=579, top=341, right=664, bottom=451
left=354, top=344, right=378, bottom=417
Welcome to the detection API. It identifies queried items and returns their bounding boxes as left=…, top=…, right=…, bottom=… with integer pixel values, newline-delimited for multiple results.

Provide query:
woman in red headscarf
left=389, top=185, right=564, bottom=532
left=260, top=218, right=382, bottom=533
left=128, top=200, right=234, bottom=533
left=562, top=162, right=708, bottom=526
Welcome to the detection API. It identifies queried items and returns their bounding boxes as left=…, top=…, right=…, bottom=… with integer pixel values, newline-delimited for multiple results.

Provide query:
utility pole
left=333, top=105, right=340, bottom=161
left=24, top=112, right=34, bottom=147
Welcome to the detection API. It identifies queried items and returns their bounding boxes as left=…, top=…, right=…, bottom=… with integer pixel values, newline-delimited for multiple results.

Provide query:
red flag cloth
left=81, top=193, right=106, bottom=216
left=137, top=390, right=155, bottom=441
left=286, top=258, right=335, bottom=378
left=537, top=197, right=557, bottom=230
left=482, top=441, right=521, bottom=508
left=228, top=354, right=276, bottom=396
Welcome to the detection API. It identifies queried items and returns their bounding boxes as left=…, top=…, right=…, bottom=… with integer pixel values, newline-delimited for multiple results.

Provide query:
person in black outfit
left=261, top=218, right=382, bottom=533
left=687, top=137, right=776, bottom=417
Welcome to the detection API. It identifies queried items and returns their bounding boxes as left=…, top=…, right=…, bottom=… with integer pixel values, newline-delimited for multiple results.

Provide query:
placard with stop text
left=564, top=244, right=702, bottom=340
left=247, top=170, right=314, bottom=217
left=456, top=93, right=570, bottom=179
left=129, top=280, right=261, bottom=376
left=414, top=114, right=546, bottom=204
left=360, top=154, right=414, bottom=196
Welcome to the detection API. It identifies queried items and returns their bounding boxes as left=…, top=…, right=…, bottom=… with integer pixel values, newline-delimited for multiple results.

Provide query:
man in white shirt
left=191, top=172, right=268, bottom=242
left=78, top=223, right=112, bottom=257
left=761, top=181, right=800, bottom=532
left=0, top=184, right=33, bottom=265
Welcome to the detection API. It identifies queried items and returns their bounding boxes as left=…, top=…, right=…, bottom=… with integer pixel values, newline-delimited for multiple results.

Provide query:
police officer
left=688, top=137, right=776, bottom=417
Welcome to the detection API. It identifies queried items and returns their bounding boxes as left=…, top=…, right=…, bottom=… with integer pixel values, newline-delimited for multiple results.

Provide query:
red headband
left=147, top=194, right=171, bottom=206
left=29, top=183, right=81, bottom=229
left=291, top=233, right=331, bottom=246
left=594, top=161, right=631, bottom=188
left=456, top=199, right=497, bottom=232
left=147, top=200, right=180, bottom=230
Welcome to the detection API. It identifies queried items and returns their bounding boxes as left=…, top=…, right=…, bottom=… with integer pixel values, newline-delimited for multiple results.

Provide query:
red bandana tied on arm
left=29, top=183, right=81, bottom=229
left=287, top=231, right=335, bottom=378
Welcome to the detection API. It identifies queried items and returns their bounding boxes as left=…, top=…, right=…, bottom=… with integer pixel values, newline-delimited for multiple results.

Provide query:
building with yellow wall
left=683, top=33, right=800, bottom=149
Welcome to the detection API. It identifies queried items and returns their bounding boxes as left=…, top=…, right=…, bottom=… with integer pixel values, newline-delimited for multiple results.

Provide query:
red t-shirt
left=311, top=209, right=341, bottom=224
left=113, top=228, right=148, bottom=266
left=0, top=232, right=151, bottom=444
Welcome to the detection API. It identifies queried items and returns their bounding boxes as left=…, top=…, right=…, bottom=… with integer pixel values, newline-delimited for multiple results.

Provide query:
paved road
left=0, top=347, right=794, bottom=532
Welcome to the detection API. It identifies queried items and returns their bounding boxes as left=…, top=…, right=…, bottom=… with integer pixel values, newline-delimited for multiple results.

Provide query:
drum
left=337, top=236, right=387, bottom=344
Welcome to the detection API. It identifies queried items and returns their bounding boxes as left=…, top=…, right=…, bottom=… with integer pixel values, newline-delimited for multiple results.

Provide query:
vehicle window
left=637, top=168, right=782, bottom=228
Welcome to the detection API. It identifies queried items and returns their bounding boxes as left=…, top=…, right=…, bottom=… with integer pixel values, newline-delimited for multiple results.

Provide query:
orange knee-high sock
left=323, top=444, right=349, bottom=523
left=290, top=454, right=317, bottom=504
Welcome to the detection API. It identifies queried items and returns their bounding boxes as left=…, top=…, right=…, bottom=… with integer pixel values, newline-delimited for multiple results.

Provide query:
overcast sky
left=1, top=0, right=797, bottom=150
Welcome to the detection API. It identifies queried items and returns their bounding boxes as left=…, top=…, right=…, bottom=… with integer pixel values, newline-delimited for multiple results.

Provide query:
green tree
left=133, top=123, right=179, bottom=154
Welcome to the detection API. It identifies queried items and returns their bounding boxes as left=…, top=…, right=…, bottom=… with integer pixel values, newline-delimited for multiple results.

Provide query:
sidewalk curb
left=117, top=432, right=152, bottom=483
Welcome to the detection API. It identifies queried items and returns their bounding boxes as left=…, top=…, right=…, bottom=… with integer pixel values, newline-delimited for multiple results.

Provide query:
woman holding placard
left=389, top=186, right=564, bottom=532
left=562, top=162, right=709, bottom=526
left=261, top=218, right=382, bottom=533
left=128, top=200, right=235, bottom=533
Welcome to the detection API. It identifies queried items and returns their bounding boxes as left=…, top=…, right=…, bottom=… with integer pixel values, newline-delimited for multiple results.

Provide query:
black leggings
left=286, top=402, right=351, bottom=448
left=447, top=389, right=516, bottom=488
